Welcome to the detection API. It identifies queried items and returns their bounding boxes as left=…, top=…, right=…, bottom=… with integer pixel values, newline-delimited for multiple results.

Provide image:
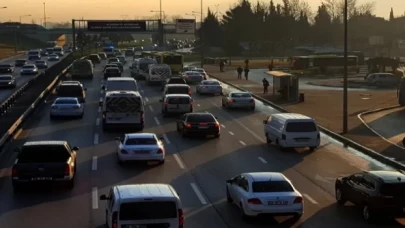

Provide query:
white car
left=221, top=92, right=255, bottom=110
left=226, top=172, right=304, bottom=219
left=196, top=80, right=223, bottom=95
left=20, top=64, right=38, bottom=75
left=115, top=133, right=165, bottom=164
left=50, top=97, right=84, bottom=118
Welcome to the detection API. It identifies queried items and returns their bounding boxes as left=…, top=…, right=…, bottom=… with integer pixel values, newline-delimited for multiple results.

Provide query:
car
left=88, top=54, right=101, bottom=64
left=103, top=64, right=119, bottom=72
left=56, top=81, right=87, bottom=103
left=50, top=97, right=84, bottom=118
left=221, top=92, right=255, bottom=110
left=34, top=60, right=48, bottom=69
left=110, top=61, right=124, bottom=72
left=192, top=68, right=208, bottom=80
left=14, top=59, right=27, bottom=67
left=0, top=75, right=16, bottom=88
left=226, top=172, right=304, bottom=219
left=160, top=94, right=193, bottom=116
left=20, top=64, right=38, bottom=75
left=98, top=52, right=107, bottom=59
left=181, top=71, right=204, bottom=84
left=115, top=133, right=165, bottom=164
left=107, top=57, right=120, bottom=64
left=46, top=47, right=54, bottom=55
left=11, top=140, right=78, bottom=192
left=40, top=49, right=48, bottom=56
left=116, top=55, right=127, bottom=64
left=182, top=66, right=197, bottom=72
left=104, top=67, right=121, bottom=79
left=48, top=54, right=60, bottom=61
left=160, top=77, right=187, bottom=91
left=0, top=64, right=14, bottom=74
left=176, top=112, right=220, bottom=138
left=196, top=80, right=223, bottom=95
left=335, top=170, right=405, bottom=222
left=124, top=49, right=135, bottom=57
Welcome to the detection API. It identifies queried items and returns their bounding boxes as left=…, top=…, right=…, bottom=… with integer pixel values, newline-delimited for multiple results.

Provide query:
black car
left=0, top=64, right=14, bottom=74
left=335, top=170, right=405, bottom=222
left=11, top=141, right=78, bottom=192
left=0, top=75, right=16, bottom=88
left=104, top=67, right=121, bottom=79
left=56, top=82, right=87, bottom=103
left=88, top=54, right=101, bottom=64
left=176, top=112, right=220, bottom=138
left=14, top=59, right=27, bottom=67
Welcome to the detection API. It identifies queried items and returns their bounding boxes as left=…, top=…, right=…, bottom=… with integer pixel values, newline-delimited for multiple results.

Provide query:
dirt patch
left=206, top=66, right=405, bottom=162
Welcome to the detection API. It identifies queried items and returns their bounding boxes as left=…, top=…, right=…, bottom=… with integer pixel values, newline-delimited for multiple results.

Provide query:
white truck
left=146, top=64, right=172, bottom=86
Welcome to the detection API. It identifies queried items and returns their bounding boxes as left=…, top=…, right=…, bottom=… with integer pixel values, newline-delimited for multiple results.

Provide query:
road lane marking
left=162, top=134, right=170, bottom=144
left=303, top=194, right=318, bottom=205
left=145, top=97, right=149, bottom=102
left=149, top=105, right=154, bottom=112
left=154, top=117, right=160, bottom=125
left=173, top=154, right=185, bottom=169
left=92, top=156, right=98, bottom=171
left=94, top=134, right=99, bottom=144
left=13, top=129, right=23, bottom=139
left=229, top=131, right=234, bottom=135
left=92, top=187, right=99, bottom=209
left=220, top=124, right=226, bottom=128
left=190, top=183, right=208, bottom=205
left=98, top=107, right=101, bottom=112
left=96, top=118, right=100, bottom=126
left=239, top=141, right=246, bottom=146
left=258, top=157, right=267, bottom=163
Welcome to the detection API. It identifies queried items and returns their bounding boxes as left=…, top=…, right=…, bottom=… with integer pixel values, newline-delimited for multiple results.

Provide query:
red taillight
left=282, top=134, right=286, bottom=140
left=64, top=164, right=70, bottom=175
left=11, top=166, right=18, bottom=176
left=120, top=149, right=128, bottom=154
left=157, top=149, right=163, bottom=154
left=293, top=196, right=303, bottom=204
left=178, top=209, right=184, bottom=226
left=228, top=99, right=234, bottom=103
left=141, top=111, right=144, bottom=120
left=112, top=211, right=118, bottom=228
left=199, top=122, right=208, bottom=125
left=215, top=123, right=220, bottom=128
left=247, top=198, right=262, bottom=204
left=185, top=123, right=191, bottom=128
left=250, top=99, right=255, bottom=103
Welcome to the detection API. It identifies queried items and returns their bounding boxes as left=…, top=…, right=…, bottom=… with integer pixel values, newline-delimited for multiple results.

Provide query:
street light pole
left=200, top=0, right=204, bottom=68
left=159, top=0, right=162, bottom=24
left=343, top=0, right=348, bottom=133
left=43, top=2, right=47, bottom=28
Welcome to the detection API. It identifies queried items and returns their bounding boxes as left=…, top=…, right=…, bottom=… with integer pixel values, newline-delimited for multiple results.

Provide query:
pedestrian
left=244, top=66, right=249, bottom=80
left=220, top=61, right=225, bottom=72
left=237, top=66, right=243, bottom=79
left=262, top=78, right=269, bottom=94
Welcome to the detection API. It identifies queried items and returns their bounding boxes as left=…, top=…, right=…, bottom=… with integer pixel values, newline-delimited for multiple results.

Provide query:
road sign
left=87, top=20, right=147, bottom=32
left=176, top=19, right=195, bottom=34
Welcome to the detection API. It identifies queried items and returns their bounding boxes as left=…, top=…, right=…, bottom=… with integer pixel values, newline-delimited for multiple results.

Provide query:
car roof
left=166, top=84, right=189, bottom=87
left=184, top=71, right=201, bottom=74
left=107, top=77, right=135, bottom=81
left=116, top=184, right=177, bottom=199
left=111, top=62, right=123, bottom=65
left=193, top=68, right=205, bottom=71
left=105, top=90, right=141, bottom=96
left=202, top=80, right=219, bottom=83
left=244, top=172, right=287, bottom=182
left=105, top=67, right=119, bottom=70
left=368, top=171, right=405, bottom=183
left=116, top=55, right=125, bottom=57
left=165, top=94, right=191, bottom=98
left=23, top=140, right=67, bottom=146
left=126, top=133, right=156, bottom=139
left=271, top=113, right=312, bottom=120
left=186, top=112, right=214, bottom=117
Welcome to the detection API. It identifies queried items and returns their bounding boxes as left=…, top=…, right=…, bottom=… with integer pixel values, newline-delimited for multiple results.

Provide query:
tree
left=313, top=3, right=332, bottom=45
left=200, top=8, right=224, bottom=47
left=389, top=8, right=394, bottom=21
left=76, top=31, right=87, bottom=49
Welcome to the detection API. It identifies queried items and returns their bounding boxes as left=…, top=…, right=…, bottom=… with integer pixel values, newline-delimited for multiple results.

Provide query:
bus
left=313, top=51, right=365, bottom=65
left=151, top=52, right=184, bottom=73
left=141, top=51, right=157, bottom=58
left=290, top=55, right=359, bottom=75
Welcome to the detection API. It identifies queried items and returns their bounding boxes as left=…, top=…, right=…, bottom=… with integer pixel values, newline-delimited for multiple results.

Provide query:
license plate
left=31, top=177, right=52, bottom=181
left=198, top=126, right=209, bottom=129
left=268, top=201, right=288, bottom=205
left=134, top=150, right=149, bottom=154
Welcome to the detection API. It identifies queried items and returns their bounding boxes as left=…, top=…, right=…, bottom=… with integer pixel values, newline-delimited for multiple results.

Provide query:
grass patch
left=0, top=44, right=18, bottom=60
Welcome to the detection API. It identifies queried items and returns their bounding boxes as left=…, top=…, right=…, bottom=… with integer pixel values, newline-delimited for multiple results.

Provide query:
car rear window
left=119, top=201, right=177, bottom=220
left=168, top=79, right=186, bottom=84
left=380, top=183, right=405, bottom=196
left=231, top=93, right=251, bottom=98
left=168, top=97, right=190, bottom=104
left=285, top=122, right=317, bottom=132
left=252, top=181, right=294, bottom=193
left=22, top=65, right=34, bottom=69
left=167, top=87, right=189, bottom=94
left=125, top=138, right=157, bottom=145
left=57, top=86, right=83, bottom=96
left=0, top=64, right=12, bottom=68
left=0, top=76, right=12, bottom=80
left=106, top=68, right=119, bottom=73
left=55, top=99, right=77, bottom=104
left=107, top=81, right=138, bottom=91
left=202, top=81, right=220, bottom=85
left=18, top=146, right=70, bottom=163
left=187, top=114, right=215, bottom=122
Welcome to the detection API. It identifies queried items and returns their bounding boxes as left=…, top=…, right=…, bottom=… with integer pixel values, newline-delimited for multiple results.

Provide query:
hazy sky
left=1, top=0, right=403, bottom=23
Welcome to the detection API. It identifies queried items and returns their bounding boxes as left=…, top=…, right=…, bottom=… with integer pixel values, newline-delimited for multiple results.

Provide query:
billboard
left=176, top=19, right=195, bottom=34
left=87, top=21, right=147, bottom=32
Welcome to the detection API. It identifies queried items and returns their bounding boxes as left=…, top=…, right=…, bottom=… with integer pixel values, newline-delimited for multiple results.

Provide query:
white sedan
left=115, top=133, right=165, bottom=165
left=226, top=172, right=304, bottom=219
left=50, top=97, right=84, bottom=118
left=196, top=80, right=223, bottom=95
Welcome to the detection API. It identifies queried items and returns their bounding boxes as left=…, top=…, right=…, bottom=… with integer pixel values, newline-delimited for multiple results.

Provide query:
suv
left=335, top=170, right=405, bottom=221
left=56, top=81, right=87, bottom=103
left=160, top=94, right=193, bottom=116
left=176, top=112, right=220, bottom=138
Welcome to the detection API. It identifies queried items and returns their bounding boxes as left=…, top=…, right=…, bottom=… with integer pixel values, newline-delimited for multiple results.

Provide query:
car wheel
left=335, top=188, right=347, bottom=205
left=309, top=147, right=317, bottom=151
left=362, top=205, right=373, bottom=222
left=265, top=133, right=272, bottom=144
left=226, top=186, right=233, bottom=203
left=293, top=213, right=303, bottom=219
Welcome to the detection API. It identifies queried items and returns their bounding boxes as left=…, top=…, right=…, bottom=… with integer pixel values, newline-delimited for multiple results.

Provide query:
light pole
left=185, top=13, right=197, bottom=20
left=39, top=17, right=50, bottom=26
left=150, top=10, right=165, bottom=22
left=343, top=0, right=348, bottom=133
left=193, top=0, right=203, bottom=68
left=19, top=14, right=31, bottom=23
left=43, top=2, right=47, bottom=28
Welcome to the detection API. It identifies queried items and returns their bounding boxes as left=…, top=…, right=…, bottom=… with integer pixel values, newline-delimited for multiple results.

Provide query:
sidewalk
left=204, top=65, right=405, bottom=162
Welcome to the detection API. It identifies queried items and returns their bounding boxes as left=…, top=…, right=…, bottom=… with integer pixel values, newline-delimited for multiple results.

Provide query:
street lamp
left=342, top=0, right=348, bottom=133
left=19, top=14, right=31, bottom=23
left=185, top=13, right=197, bottom=20
left=40, top=17, right=50, bottom=26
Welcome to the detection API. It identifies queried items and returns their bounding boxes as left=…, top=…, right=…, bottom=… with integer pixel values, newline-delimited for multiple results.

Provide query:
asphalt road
left=0, top=58, right=404, bottom=228
left=0, top=54, right=68, bottom=104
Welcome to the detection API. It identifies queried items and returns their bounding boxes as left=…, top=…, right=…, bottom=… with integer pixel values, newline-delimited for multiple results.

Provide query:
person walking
left=262, top=78, right=269, bottom=94
left=244, top=66, right=249, bottom=80
left=237, top=66, right=243, bottom=79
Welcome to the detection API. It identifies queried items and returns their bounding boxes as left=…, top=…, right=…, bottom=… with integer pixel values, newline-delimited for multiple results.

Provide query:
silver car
left=221, top=92, right=255, bottom=110
left=50, top=97, right=84, bottom=118
left=196, top=80, right=223, bottom=95
left=116, top=55, right=127, bottom=64
left=20, top=64, right=38, bottom=75
left=0, top=75, right=16, bottom=88
left=181, top=71, right=204, bottom=84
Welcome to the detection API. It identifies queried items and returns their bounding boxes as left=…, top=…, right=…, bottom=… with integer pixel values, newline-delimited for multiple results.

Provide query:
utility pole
left=43, top=2, right=47, bottom=28
left=72, top=19, right=76, bottom=51
left=200, top=0, right=204, bottom=68
left=343, top=0, right=348, bottom=134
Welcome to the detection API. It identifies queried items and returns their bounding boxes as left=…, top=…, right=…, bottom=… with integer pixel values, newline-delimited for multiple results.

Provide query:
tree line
left=199, top=0, right=405, bottom=56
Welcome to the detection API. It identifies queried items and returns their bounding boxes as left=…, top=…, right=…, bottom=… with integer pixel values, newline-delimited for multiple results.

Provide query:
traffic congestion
left=1, top=47, right=405, bottom=228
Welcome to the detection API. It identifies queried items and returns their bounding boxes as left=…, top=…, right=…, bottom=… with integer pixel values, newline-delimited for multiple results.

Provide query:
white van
left=162, top=84, right=191, bottom=99
left=160, top=94, right=193, bottom=116
left=70, top=59, right=94, bottom=79
left=263, top=113, right=320, bottom=151
left=146, top=64, right=172, bottom=85
left=102, top=77, right=138, bottom=92
left=130, top=58, right=157, bottom=80
left=99, top=184, right=184, bottom=228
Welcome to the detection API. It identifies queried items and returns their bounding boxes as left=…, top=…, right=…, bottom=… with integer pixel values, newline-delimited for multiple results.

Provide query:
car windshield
left=202, top=81, right=220, bottom=85
left=0, top=76, right=12, bottom=80
left=55, top=99, right=77, bottom=104
left=22, top=65, right=34, bottom=69
left=187, top=114, right=215, bottom=122
left=58, top=86, right=83, bottom=96
left=231, top=93, right=251, bottom=98
left=125, top=137, right=157, bottom=145
left=252, top=181, right=294, bottom=193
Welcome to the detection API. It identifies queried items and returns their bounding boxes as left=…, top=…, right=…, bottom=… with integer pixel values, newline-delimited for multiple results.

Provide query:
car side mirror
left=159, top=99, right=163, bottom=102
left=99, top=194, right=108, bottom=200
left=72, top=146, right=79, bottom=151
left=226, top=179, right=233, bottom=184
left=101, top=85, right=105, bottom=90
left=263, top=120, right=268, bottom=124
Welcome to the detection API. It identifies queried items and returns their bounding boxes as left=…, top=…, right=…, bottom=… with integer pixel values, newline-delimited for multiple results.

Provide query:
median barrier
left=208, top=73, right=405, bottom=171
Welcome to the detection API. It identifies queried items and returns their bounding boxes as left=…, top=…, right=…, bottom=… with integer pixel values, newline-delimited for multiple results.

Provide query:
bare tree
left=142, top=13, right=169, bottom=23
left=324, top=0, right=341, bottom=20
left=324, top=0, right=375, bottom=20
left=356, top=1, right=375, bottom=15
left=289, top=0, right=313, bottom=20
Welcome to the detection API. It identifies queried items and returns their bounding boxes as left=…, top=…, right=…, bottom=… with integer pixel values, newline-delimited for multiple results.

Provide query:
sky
left=0, top=0, right=403, bottom=23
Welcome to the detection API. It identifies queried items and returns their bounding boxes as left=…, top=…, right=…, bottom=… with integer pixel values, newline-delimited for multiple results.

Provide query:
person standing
left=262, top=78, right=269, bottom=94
left=244, top=66, right=249, bottom=80
left=237, top=66, right=243, bottom=79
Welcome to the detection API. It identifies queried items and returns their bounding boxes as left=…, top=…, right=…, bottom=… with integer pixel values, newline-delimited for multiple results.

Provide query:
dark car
left=176, top=112, right=220, bottom=138
left=34, top=60, right=48, bottom=69
left=56, top=82, right=86, bottom=103
left=110, top=62, right=123, bottom=72
left=88, top=54, right=101, bottom=64
left=103, top=64, right=119, bottom=72
left=104, top=67, right=121, bottom=79
left=335, top=170, right=405, bottom=222
left=11, top=140, right=78, bottom=192
left=14, top=59, right=27, bottom=67
left=0, top=64, right=14, bottom=74
left=0, top=75, right=16, bottom=88
left=125, top=49, right=134, bottom=57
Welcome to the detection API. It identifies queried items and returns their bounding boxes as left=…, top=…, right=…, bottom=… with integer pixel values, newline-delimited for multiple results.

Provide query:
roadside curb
left=208, top=73, right=405, bottom=170
left=306, top=82, right=369, bottom=89
left=357, top=105, right=405, bottom=150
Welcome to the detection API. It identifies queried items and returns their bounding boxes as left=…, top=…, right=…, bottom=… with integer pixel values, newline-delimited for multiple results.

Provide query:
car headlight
left=8, top=82, right=11, bottom=84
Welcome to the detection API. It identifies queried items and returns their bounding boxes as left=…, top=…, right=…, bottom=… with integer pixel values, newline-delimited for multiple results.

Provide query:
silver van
left=160, top=94, right=193, bottom=116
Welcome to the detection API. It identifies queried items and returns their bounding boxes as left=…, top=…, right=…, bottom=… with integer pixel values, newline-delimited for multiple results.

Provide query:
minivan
left=162, top=84, right=191, bottom=99
left=56, top=81, right=87, bottom=103
left=263, top=113, right=320, bottom=151
left=99, top=184, right=184, bottom=228
left=70, top=59, right=94, bottom=79
left=160, top=94, right=193, bottom=116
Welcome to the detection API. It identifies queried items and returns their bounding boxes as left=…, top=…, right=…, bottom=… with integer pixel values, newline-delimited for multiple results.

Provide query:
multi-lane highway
left=0, top=58, right=404, bottom=228
left=0, top=54, right=68, bottom=103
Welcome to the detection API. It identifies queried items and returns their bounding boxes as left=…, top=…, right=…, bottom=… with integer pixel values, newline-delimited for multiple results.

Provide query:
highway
left=0, top=58, right=404, bottom=228
left=0, top=54, right=68, bottom=103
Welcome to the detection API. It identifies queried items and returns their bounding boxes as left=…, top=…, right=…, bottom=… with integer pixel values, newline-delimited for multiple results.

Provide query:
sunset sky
left=0, top=0, right=403, bottom=23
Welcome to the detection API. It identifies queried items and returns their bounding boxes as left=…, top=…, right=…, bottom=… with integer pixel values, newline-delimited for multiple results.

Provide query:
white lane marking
left=96, top=118, right=100, bottom=126
left=98, top=107, right=101, bottom=112
left=149, top=105, right=154, bottom=112
left=94, top=134, right=99, bottom=144
left=92, top=187, right=99, bottom=209
left=92, top=156, right=98, bottom=171
left=173, top=154, right=185, bottom=169
left=197, top=104, right=201, bottom=107
left=239, top=141, right=246, bottom=146
left=154, top=117, right=160, bottom=125
left=220, top=124, right=226, bottom=128
left=162, top=134, right=171, bottom=144
left=145, top=97, right=149, bottom=102
left=229, top=131, right=234, bottom=135
left=303, top=194, right=318, bottom=205
left=13, top=129, right=23, bottom=139
left=258, top=157, right=267, bottom=164
left=190, top=183, right=208, bottom=205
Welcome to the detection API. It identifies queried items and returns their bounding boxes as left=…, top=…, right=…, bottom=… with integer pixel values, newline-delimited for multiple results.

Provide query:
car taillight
left=120, top=149, right=129, bottom=154
left=215, top=123, right=220, bottom=128
left=64, top=164, right=71, bottom=176
left=178, top=209, right=184, bottom=227
left=188, top=90, right=192, bottom=95
left=228, top=99, right=234, bottom=103
left=282, top=134, right=286, bottom=140
left=157, top=149, right=163, bottom=154
left=185, top=123, right=191, bottom=128
left=250, top=99, right=255, bottom=103
left=247, top=198, right=262, bottom=204
left=293, top=196, right=303, bottom=203
left=112, top=211, right=118, bottom=228
left=11, top=166, right=18, bottom=176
